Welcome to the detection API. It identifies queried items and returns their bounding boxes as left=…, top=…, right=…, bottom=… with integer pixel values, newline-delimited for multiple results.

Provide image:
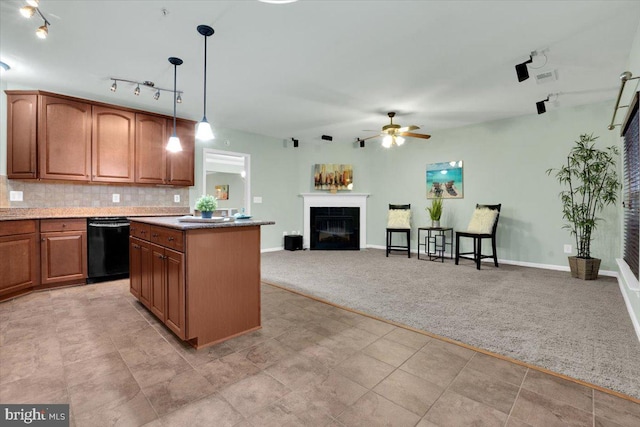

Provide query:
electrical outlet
left=112, top=193, right=120, bottom=203
left=253, top=196, right=263, bottom=204
left=174, top=195, right=180, bottom=203
left=9, top=191, right=23, bottom=201
left=564, top=244, right=572, bottom=254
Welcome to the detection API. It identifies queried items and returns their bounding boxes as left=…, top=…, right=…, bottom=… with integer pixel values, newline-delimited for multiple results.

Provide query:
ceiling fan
left=359, top=112, right=431, bottom=148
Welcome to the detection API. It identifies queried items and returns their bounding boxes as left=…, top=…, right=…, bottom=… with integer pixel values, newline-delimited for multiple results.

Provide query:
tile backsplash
left=0, top=175, right=190, bottom=208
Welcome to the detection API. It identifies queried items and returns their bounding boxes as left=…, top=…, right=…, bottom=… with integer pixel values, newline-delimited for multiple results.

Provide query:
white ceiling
left=1, top=0, right=639, bottom=145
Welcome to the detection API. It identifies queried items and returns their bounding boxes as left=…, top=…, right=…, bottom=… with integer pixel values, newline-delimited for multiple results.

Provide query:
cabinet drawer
left=129, top=222, right=151, bottom=240
left=150, top=226, right=184, bottom=252
left=40, top=218, right=86, bottom=233
left=0, top=220, right=37, bottom=237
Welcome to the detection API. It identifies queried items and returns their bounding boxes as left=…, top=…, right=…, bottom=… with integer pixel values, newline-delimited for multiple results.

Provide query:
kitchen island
left=128, top=216, right=275, bottom=349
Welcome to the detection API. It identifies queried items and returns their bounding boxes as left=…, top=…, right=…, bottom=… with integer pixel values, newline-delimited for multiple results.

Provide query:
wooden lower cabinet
left=40, top=219, right=87, bottom=287
left=130, top=233, right=186, bottom=339
left=129, top=220, right=261, bottom=348
left=0, top=220, right=39, bottom=300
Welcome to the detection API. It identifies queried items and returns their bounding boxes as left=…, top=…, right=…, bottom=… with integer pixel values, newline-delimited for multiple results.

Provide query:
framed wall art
left=426, top=161, right=463, bottom=199
left=215, top=184, right=229, bottom=200
left=314, top=164, right=353, bottom=191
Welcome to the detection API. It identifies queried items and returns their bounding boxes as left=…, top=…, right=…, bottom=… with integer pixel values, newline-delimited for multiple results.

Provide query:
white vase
left=432, top=220, right=440, bottom=228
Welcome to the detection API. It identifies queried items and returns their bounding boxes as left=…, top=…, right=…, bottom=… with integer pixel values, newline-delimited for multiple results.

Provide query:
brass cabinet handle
left=167, top=237, right=175, bottom=241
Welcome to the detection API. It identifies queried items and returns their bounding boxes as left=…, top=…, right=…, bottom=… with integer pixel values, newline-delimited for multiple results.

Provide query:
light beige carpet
left=261, top=249, right=640, bottom=399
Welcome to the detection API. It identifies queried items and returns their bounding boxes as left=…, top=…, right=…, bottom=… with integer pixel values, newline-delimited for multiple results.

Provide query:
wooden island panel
left=186, top=226, right=261, bottom=347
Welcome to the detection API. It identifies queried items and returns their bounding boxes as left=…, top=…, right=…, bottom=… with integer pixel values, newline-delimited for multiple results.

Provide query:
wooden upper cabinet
left=38, top=95, right=92, bottom=181
left=92, top=106, right=135, bottom=182
left=135, top=113, right=167, bottom=184
left=6, top=93, right=38, bottom=179
left=166, top=119, right=195, bottom=186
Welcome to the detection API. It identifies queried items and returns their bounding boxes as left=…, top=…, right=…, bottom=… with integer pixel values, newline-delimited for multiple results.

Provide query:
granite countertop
left=130, top=216, right=276, bottom=230
left=0, top=207, right=190, bottom=221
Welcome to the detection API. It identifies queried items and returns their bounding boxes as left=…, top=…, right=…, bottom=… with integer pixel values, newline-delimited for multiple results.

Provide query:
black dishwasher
left=87, top=217, right=130, bottom=284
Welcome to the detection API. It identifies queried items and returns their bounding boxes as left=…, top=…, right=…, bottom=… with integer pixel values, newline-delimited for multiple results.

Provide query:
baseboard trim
left=261, top=246, right=285, bottom=253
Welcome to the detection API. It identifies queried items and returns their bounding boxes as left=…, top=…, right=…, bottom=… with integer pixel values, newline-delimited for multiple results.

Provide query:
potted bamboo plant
left=426, top=196, right=443, bottom=228
left=546, top=133, right=621, bottom=280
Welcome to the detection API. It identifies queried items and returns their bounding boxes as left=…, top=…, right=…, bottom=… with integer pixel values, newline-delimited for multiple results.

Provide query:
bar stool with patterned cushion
left=386, top=204, right=411, bottom=258
left=455, top=204, right=501, bottom=269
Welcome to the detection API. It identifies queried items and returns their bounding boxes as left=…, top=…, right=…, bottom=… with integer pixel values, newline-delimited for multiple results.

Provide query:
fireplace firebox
left=310, top=207, right=360, bottom=250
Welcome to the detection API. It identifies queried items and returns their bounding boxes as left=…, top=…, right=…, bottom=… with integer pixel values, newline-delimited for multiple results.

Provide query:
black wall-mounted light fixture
left=358, top=138, right=365, bottom=148
left=291, top=138, right=299, bottom=148
left=536, top=97, right=549, bottom=114
left=321, top=135, right=333, bottom=141
left=515, top=56, right=533, bottom=82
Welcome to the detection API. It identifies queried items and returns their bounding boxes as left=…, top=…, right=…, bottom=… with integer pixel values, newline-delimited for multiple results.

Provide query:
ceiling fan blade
left=398, top=125, right=420, bottom=133
left=399, top=132, right=431, bottom=140
left=359, top=134, right=381, bottom=142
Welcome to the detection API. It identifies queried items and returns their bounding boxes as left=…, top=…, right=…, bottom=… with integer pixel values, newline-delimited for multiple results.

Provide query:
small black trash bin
left=284, top=235, right=303, bottom=251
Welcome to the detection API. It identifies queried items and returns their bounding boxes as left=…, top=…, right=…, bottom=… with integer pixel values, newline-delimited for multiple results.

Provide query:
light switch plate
left=112, top=194, right=120, bottom=203
left=563, top=244, right=572, bottom=254
left=253, top=196, right=262, bottom=204
left=174, top=195, right=180, bottom=203
left=9, top=191, right=23, bottom=201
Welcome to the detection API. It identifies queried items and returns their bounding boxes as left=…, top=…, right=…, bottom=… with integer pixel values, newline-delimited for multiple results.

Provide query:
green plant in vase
left=195, top=194, right=217, bottom=219
left=546, top=133, right=621, bottom=280
left=426, top=196, right=443, bottom=228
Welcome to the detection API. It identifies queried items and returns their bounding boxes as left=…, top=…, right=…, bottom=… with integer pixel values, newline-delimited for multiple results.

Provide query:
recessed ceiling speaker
left=321, top=135, right=333, bottom=141
left=515, top=56, right=533, bottom=82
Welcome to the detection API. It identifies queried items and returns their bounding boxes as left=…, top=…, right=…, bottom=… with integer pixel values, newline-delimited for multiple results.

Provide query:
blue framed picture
left=426, top=161, right=463, bottom=199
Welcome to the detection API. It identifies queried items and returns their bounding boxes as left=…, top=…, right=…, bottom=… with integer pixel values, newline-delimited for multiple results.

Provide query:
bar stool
left=386, top=204, right=411, bottom=258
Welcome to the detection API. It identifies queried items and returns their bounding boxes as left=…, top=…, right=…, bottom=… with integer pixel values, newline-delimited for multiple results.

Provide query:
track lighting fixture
left=196, top=24, right=215, bottom=141
left=166, top=57, right=183, bottom=153
left=291, top=138, right=299, bottom=148
left=19, top=0, right=51, bottom=39
left=108, top=78, right=183, bottom=101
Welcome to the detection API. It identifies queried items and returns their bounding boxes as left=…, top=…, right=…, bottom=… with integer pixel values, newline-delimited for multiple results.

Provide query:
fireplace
left=301, top=193, right=369, bottom=249
left=311, top=207, right=359, bottom=250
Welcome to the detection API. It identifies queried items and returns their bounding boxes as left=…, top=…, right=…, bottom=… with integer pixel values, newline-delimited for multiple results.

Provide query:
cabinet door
left=149, top=244, right=166, bottom=320
left=38, top=95, right=92, bottom=181
left=166, top=119, right=195, bottom=186
left=129, top=238, right=142, bottom=298
left=92, top=106, right=135, bottom=182
left=0, top=233, right=38, bottom=296
left=135, top=113, right=167, bottom=184
left=6, top=93, right=38, bottom=179
left=164, top=248, right=185, bottom=339
left=41, top=231, right=87, bottom=286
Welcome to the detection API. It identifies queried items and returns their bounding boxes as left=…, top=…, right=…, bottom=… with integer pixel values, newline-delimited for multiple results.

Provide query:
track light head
left=153, top=90, right=160, bottom=100
left=36, top=22, right=48, bottom=39
left=110, top=81, right=117, bottom=92
left=20, top=5, right=36, bottom=18
left=515, top=56, right=533, bottom=82
left=134, top=85, right=140, bottom=96
left=176, top=94, right=182, bottom=104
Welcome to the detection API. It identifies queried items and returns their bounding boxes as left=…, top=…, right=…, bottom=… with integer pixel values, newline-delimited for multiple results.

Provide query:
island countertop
left=128, top=215, right=275, bottom=230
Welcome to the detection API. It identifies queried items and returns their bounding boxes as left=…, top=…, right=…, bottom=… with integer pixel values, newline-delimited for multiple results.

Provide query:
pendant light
left=195, top=24, right=215, bottom=141
left=166, top=57, right=183, bottom=153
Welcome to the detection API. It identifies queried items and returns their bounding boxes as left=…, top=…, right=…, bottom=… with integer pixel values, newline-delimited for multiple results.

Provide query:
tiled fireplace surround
left=0, top=175, right=190, bottom=210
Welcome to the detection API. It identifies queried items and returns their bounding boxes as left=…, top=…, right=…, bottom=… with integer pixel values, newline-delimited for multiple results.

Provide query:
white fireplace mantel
left=301, top=193, right=370, bottom=249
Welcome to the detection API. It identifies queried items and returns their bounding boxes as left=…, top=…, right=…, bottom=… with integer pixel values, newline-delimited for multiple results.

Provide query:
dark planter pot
left=568, top=256, right=601, bottom=280
left=201, top=211, right=213, bottom=219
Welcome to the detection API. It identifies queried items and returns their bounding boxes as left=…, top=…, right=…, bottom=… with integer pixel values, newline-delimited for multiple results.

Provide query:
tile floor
left=1, top=280, right=639, bottom=427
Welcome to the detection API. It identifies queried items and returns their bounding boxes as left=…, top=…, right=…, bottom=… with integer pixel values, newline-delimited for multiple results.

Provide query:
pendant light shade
left=196, top=24, right=215, bottom=141
left=166, top=56, right=183, bottom=153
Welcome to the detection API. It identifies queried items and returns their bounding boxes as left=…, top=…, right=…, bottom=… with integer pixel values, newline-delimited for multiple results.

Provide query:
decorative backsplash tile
left=0, top=175, right=190, bottom=208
